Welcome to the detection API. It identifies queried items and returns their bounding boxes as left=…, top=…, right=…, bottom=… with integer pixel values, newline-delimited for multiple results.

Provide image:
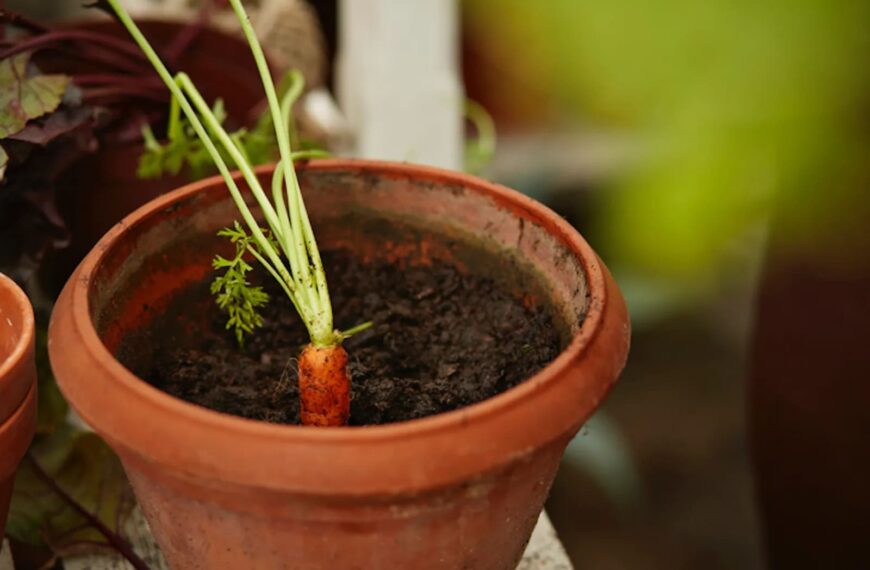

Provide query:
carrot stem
left=107, top=0, right=361, bottom=426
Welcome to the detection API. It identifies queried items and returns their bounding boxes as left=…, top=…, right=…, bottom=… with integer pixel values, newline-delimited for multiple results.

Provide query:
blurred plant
left=564, top=413, right=643, bottom=512
left=0, top=9, right=193, bottom=287
left=138, top=70, right=327, bottom=182
left=6, top=319, right=143, bottom=566
left=0, top=12, right=218, bottom=564
left=464, top=98, right=496, bottom=175
left=9, top=428, right=146, bottom=569
left=463, top=0, right=870, bottom=288
left=0, top=48, right=97, bottom=287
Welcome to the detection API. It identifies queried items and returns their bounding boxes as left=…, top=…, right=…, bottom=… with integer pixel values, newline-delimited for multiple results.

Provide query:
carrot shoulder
left=298, top=344, right=350, bottom=426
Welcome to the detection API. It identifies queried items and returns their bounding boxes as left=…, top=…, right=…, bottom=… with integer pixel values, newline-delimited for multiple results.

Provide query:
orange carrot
left=298, top=344, right=350, bottom=426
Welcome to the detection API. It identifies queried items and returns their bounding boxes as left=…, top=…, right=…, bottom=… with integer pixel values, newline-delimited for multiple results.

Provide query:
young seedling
left=105, top=0, right=365, bottom=426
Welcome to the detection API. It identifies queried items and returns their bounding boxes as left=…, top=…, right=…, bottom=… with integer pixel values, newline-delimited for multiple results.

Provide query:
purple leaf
left=0, top=52, right=70, bottom=138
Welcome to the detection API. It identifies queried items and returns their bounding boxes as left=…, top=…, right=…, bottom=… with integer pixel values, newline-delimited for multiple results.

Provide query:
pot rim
left=66, top=159, right=608, bottom=439
left=51, top=159, right=629, bottom=493
left=0, top=380, right=37, bottom=478
left=0, top=273, right=35, bottom=400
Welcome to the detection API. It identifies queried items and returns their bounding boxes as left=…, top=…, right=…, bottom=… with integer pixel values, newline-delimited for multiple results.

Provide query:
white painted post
left=336, top=0, right=464, bottom=170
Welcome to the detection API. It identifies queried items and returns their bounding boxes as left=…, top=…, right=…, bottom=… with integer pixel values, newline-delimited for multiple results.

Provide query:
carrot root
left=298, top=343, right=350, bottom=426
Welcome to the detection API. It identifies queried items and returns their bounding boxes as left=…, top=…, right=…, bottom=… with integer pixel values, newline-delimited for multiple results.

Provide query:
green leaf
left=0, top=52, right=70, bottom=139
left=7, top=426, right=135, bottom=557
left=34, top=314, right=69, bottom=434
left=212, top=222, right=273, bottom=346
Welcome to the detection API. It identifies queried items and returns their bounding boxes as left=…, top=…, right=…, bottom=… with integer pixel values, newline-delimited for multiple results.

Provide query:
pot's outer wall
left=49, top=161, right=630, bottom=569
left=0, top=274, right=38, bottom=538
left=125, top=438, right=567, bottom=569
left=0, top=275, right=35, bottom=424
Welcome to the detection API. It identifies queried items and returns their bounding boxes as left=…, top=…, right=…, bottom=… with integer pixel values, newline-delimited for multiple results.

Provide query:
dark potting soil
left=144, top=250, right=561, bottom=425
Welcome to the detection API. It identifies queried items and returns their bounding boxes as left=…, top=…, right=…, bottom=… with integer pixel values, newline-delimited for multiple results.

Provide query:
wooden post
left=336, top=0, right=464, bottom=169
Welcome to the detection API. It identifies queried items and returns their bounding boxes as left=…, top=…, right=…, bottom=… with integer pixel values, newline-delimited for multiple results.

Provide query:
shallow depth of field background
left=464, top=1, right=870, bottom=566
left=468, top=1, right=868, bottom=565
left=8, top=0, right=870, bottom=568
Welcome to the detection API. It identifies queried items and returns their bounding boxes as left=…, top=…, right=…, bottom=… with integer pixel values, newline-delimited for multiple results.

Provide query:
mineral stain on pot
left=139, top=250, right=562, bottom=425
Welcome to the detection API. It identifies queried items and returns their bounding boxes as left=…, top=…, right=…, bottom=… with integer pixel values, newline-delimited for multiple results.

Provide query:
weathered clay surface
left=0, top=274, right=37, bottom=539
left=49, top=161, right=628, bottom=569
left=59, top=510, right=573, bottom=570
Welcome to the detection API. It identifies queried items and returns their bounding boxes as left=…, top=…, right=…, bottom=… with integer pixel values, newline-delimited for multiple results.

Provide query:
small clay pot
left=48, top=160, right=630, bottom=569
left=0, top=274, right=38, bottom=538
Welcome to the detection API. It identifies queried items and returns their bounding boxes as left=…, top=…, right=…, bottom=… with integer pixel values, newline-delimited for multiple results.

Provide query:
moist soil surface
left=144, top=250, right=561, bottom=426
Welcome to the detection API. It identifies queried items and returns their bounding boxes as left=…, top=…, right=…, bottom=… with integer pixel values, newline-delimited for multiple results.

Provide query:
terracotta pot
left=0, top=274, right=38, bottom=538
left=748, top=188, right=870, bottom=567
left=48, top=19, right=271, bottom=291
left=49, top=160, right=630, bottom=569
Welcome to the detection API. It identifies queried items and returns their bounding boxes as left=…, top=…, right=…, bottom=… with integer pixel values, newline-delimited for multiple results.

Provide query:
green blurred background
left=461, top=0, right=869, bottom=567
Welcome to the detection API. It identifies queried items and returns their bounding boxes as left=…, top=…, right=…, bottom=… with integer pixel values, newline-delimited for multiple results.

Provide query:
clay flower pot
left=0, top=274, right=38, bottom=538
left=48, top=160, right=630, bottom=569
